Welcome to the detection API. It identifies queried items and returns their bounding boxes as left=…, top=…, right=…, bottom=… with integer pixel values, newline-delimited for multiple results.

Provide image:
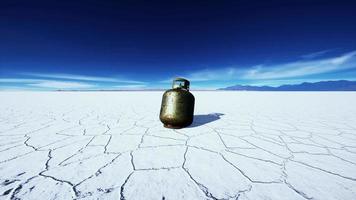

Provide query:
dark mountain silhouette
left=219, top=80, right=356, bottom=91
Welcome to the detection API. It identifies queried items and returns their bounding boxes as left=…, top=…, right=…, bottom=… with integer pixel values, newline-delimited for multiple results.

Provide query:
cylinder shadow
left=188, top=113, right=224, bottom=128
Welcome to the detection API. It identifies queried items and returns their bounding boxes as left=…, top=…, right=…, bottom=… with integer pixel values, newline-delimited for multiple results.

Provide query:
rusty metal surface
left=160, top=78, right=195, bottom=128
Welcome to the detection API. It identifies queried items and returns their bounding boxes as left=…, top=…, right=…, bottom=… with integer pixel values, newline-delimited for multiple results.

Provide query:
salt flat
left=0, top=91, right=356, bottom=200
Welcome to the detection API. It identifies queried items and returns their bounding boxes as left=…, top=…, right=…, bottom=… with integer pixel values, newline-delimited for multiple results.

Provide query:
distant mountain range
left=219, top=80, right=356, bottom=91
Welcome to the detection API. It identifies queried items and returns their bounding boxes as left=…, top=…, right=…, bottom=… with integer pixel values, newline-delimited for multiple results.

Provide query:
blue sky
left=1, top=0, right=356, bottom=90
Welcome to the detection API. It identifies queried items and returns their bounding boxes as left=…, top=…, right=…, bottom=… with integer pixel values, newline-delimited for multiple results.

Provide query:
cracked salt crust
left=1, top=91, right=356, bottom=200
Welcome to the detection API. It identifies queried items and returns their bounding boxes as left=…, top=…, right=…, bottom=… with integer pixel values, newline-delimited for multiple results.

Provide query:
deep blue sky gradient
left=1, top=0, right=356, bottom=90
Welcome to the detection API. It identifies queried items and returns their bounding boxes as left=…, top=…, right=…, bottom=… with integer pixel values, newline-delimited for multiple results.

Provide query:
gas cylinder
left=159, top=78, right=195, bottom=128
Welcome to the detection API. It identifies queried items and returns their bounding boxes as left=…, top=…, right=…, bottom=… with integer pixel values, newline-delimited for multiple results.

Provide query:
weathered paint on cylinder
left=159, top=78, right=195, bottom=128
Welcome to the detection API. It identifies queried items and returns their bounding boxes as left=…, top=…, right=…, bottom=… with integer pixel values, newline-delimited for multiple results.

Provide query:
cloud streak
left=21, top=73, right=145, bottom=84
left=0, top=78, right=45, bottom=83
left=28, top=80, right=95, bottom=89
left=301, top=49, right=334, bottom=59
left=243, top=51, right=356, bottom=79
left=0, top=73, right=146, bottom=90
left=0, top=78, right=95, bottom=89
left=183, top=51, right=356, bottom=81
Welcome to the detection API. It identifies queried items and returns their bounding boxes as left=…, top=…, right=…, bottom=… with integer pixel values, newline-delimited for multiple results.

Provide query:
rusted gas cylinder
left=159, top=78, right=195, bottom=128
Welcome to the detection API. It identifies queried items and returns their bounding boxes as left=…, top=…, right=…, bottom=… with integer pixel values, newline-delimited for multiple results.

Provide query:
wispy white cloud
left=28, top=80, right=95, bottom=89
left=21, top=73, right=145, bottom=84
left=0, top=75, right=145, bottom=90
left=301, top=49, right=334, bottom=59
left=181, top=51, right=356, bottom=82
left=0, top=78, right=44, bottom=83
left=243, top=51, right=356, bottom=79
left=0, top=78, right=95, bottom=89
left=186, top=68, right=241, bottom=81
